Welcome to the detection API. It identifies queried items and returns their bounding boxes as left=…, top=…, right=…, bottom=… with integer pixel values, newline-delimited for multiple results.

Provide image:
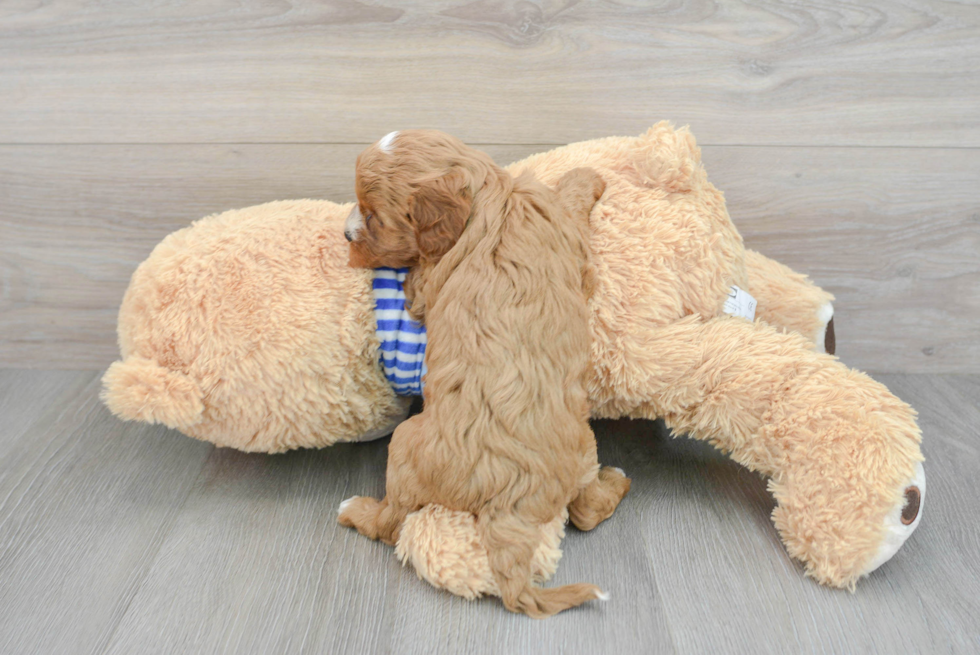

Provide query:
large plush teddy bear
left=101, top=123, right=924, bottom=595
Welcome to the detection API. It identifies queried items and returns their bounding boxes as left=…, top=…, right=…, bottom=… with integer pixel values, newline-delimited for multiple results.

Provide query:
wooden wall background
left=1, top=0, right=978, bottom=373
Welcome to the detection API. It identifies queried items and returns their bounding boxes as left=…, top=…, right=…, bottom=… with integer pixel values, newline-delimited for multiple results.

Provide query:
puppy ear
left=410, top=168, right=472, bottom=261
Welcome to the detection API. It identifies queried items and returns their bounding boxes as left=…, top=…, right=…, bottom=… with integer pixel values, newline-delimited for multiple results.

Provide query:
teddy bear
left=101, top=123, right=924, bottom=595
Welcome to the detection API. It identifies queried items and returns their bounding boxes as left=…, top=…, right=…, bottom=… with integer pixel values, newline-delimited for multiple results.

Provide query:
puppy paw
left=569, top=466, right=631, bottom=531
left=599, top=466, right=631, bottom=499
left=558, top=167, right=606, bottom=201
left=337, top=496, right=360, bottom=527
left=585, top=170, right=606, bottom=201
left=338, top=496, right=358, bottom=514
left=338, top=495, right=382, bottom=528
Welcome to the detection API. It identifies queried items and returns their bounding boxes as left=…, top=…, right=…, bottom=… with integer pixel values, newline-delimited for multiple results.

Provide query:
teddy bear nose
left=901, top=486, right=921, bottom=525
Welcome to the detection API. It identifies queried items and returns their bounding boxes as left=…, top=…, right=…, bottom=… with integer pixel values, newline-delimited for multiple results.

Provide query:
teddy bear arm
left=744, top=249, right=836, bottom=354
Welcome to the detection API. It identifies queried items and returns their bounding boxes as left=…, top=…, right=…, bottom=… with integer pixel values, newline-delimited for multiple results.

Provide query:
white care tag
left=723, top=285, right=757, bottom=321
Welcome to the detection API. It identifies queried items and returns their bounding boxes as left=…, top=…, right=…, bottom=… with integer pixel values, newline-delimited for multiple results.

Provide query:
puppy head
left=346, top=130, right=476, bottom=269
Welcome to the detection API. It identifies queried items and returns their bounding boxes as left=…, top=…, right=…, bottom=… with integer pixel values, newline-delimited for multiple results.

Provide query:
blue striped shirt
left=372, top=268, right=427, bottom=396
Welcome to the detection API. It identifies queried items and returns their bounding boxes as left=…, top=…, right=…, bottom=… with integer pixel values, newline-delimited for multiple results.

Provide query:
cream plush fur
left=102, top=123, right=923, bottom=593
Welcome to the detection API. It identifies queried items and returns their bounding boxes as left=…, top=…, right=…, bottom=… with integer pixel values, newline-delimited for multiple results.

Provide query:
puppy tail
left=100, top=356, right=205, bottom=430
left=479, top=511, right=605, bottom=618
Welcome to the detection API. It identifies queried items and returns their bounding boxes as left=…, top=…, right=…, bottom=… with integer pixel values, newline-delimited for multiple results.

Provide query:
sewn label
left=723, top=285, right=757, bottom=321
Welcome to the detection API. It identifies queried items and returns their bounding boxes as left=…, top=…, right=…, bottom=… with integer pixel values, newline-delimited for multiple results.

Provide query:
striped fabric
left=372, top=267, right=427, bottom=396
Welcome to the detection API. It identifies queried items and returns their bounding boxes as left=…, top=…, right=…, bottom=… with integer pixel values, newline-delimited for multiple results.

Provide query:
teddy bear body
left=102, top=124, right=924, bottom=593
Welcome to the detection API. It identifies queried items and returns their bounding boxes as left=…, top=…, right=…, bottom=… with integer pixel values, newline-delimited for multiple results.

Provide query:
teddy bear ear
left=409, top=168, right=472, bottom=262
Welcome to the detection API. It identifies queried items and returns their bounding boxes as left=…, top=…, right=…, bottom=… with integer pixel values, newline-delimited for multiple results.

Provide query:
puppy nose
left=344, top=230, right=353, bottom=242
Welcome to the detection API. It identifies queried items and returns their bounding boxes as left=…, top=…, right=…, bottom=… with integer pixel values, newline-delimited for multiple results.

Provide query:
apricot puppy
left=339, top=130, right=630, bottom=618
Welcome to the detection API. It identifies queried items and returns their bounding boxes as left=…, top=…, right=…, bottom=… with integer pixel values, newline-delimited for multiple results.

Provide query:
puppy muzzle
left=345, top=206, right=364, bottom=242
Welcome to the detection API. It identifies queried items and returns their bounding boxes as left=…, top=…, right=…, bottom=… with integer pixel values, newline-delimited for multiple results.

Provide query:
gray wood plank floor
left=1, top=369, right=977, bottom=654
left=0, top=371, right=214, bottom=655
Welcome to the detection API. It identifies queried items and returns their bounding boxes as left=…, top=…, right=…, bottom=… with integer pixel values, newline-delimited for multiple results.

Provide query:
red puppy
left=340, top=130, right=630, bottom=618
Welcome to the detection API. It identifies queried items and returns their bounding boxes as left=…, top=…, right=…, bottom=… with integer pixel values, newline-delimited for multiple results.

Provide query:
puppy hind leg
left=338, top=495, right=410, bottom=546
left=339, top=411, right=424, bottom=545
left=568, top=466, right=631, bottom=532
left=479, top=511, right=604, bottom=618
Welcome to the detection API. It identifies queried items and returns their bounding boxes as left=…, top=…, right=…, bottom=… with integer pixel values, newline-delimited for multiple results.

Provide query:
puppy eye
left=367, top=213, right=382, bottom=228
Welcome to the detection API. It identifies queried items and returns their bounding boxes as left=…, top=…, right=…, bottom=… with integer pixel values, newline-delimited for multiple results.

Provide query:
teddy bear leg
left=568, top=466, right=632, bottom=532
left=743, top=249, right=836, bottom=354
left=648, top=317, right=922, bottom=588
left=770, top=454, right=925, bottom=588
left=846, top=460, right=925, bottom=577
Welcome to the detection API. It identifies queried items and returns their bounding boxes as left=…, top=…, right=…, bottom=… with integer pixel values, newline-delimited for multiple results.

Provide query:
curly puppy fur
left=339, top=130, right=630, bottom=617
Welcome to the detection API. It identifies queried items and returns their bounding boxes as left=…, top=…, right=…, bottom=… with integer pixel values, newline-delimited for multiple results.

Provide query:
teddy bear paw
left=816, top=302, right=835, bottom=355
left=861, top=461, right=925, bottom=576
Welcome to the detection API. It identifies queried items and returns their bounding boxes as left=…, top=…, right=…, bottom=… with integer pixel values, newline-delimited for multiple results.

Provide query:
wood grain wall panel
left=2, top=143, right=977, bottom=371
left=0, top=1, right=978, bottom=146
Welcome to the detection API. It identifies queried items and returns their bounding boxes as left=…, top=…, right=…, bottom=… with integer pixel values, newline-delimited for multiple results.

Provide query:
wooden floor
left=0, top=369, right=977, bottom=654
left=3, top=1, right=980, bottom=653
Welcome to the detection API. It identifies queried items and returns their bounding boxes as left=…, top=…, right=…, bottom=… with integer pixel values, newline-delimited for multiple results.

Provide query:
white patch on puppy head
left=378, top=131, right=398, bottom=153
left=345, top=205, right=364, bottom=241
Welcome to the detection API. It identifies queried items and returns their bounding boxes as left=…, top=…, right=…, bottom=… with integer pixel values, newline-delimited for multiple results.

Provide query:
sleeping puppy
left=339, top=130, right=631, bottom=618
